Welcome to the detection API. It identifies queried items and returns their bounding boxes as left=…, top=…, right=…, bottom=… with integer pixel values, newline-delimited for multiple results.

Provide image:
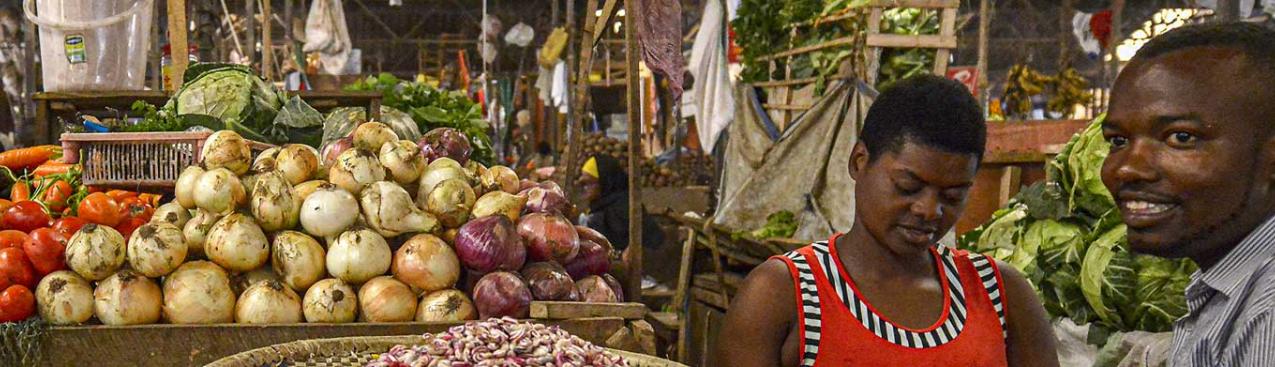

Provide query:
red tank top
left=774, top=234, right=1009, bottom=367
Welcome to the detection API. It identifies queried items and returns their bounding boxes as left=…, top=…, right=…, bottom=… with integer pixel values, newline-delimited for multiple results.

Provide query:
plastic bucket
left=24, top=0, right=153, bottom=92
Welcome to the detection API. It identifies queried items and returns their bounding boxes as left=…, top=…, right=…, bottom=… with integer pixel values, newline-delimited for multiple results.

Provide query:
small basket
left=207, top=335, right=685, bottom=367
left=60, top=132, right=274, bottom=189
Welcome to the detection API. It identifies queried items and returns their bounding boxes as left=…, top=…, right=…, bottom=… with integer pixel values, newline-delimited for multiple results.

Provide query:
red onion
left=472, top=272, right=532, bottom=319
left=517, top=179, right=538, bottom=193
left=602, top=273, right=625, bottom=302
left=521, top=187, right=572, bottom=216
left=564, top=239, right=610, bottom=279
left=418, top=128, right=472, bottom=165
left=516, top=213, right=580, bottom=264
left=455, top=216, right=526, bottom=273
left=574, top=225, right=614, bottom=254
left=521, top=262, right=578, bottom=301
left=322, top=137, right=354, bottom=167
left=575, top=275, right=618, bottom=303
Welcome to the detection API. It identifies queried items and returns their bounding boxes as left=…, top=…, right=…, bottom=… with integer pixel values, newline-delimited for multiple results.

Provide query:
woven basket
left=206, top=335, right=685, bottom=367
left=60, top=132, right=274, bottom=189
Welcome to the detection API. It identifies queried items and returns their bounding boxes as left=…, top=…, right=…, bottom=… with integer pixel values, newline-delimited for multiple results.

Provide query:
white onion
left=175, top=166, right=206, bottom=209
left=183, top=209, right=224, bottom=259
left=428, top=157, right=464, bottom=171
left=65, top=223, right=126, bottom=281
left=251, top=147, right=280, bottom=174
left=94, top=269, right=163, bottom=325
left=35, top=271, right=94, bottom=325
left=232, top=266, right=281, bottom=296
left=201, top=130, right=253, bottom=175
left=329, top=148, right=386, bottom=194
left=392, top=234, right=461, bottom=293
left=480, top=165, right=520, bottom=194
left=415, top=289, right=477, bottom=322
left=151, top=202, right=192, bottom=228
left=193, top=168, right=247, bottom=215
left=353, top=121, right=400, bottom=152
left=300, top=183, right=360, bottom=238
left=276, top=144, right=321, bottom=185
left=302, top=278, right=358, bottom=323
left=293, top=180, right=328, bottom=202
left=205, top=213, right=270, bottom=273
left=327, top=228, right=392, bottom=284
left=272, top=231, right=326, bottom=292
left=379, top=140, right=426, bottom=185
left=235, top=280, right=304, bottom=324
left=126, top=222, right=188, bottom=277
left=250, top=170, right=301, bottom=232
left=418, top=166, right=470, bottom=200
left=358, top=276, right=418, bottom=322
left=163, top=261, right=236, bottom=324
left=471, top=191, right=527, bottom=222
left=360, top=181, right=439, bottom=237
left=422, top=178, right=477, bottom=228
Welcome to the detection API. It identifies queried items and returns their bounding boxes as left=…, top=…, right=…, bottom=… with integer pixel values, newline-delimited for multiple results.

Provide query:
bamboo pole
left=245, top=0, right=256, bottom=65
left=975, top=0, right=990, bottom=106
left=624, top=0, right=643, bottom=303
left=262, top=0, right=274, bottom=81
left=167, top=0, right=189, bottom=90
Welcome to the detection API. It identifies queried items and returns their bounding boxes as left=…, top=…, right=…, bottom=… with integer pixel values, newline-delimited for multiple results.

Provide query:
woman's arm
left=996, top=259, right=1060, bottom=367
left=717, top=259, right=799, bottom=367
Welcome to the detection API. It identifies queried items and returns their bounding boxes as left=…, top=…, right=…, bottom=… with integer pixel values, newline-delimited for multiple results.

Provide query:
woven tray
left=206, top=335, right=685, bottom=367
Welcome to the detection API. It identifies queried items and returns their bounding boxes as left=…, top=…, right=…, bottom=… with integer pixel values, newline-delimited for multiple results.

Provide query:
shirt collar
left=1197, top=214, right=1275, bottom=298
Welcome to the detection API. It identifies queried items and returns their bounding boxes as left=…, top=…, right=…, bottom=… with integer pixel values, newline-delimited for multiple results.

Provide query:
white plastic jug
left=24, top=0, right=153, bottom=92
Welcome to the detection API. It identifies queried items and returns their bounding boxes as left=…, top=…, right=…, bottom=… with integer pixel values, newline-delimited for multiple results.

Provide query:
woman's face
left=578, top=174, right=601, bottom=203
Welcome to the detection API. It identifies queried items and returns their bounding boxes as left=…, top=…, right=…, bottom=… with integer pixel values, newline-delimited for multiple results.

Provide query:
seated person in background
left=577, top=155, right=667, bottom=279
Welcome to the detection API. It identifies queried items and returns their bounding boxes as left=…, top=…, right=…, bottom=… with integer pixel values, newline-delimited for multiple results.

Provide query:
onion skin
left=271, top=231, right=327, bottom=292
left=521, top=262, right=578, bottom=301
left=418, top=128, right=472, bottom=165
left=205, top=214, right=270, bottom=273
left=235, top=280, right=304, bottom=324
left=360, top=182, right=439, bottom=237
left=201, top=130, right=252, bottom=175
left=575, top=275, right=619, bottom=303
left=183, top=209, right=224, bottom=259
left=574, top=225, right=615, bottom=255
left=300, top=183, right=360, bottom=238
left=358, top=276, right=418, bottom=322
left=422, top=178, right=476, bottom=228
left=472, top=271, right=533, bottom=319
left=162, top=261, right=236, bottom=324
left=326, top=228, right=392, bottom=284
left=176, top=166, right=206, bottom=209
left=151, top=202, right=192, bottom=229
left=126, top=222, right=188, bottom=277
left=564, top=239, right=612, bottom=280
left=35, top=271, right=94, bottom=325
left=353, top=121, right=400, bottom=153
left=250, top=170, right=302, bottom=232
left=455, top=216, right=526, bottom=273
left=603, top=273, right=625, bottom=302
left=232, top=267, right=280, bottom=296
left=322, top=137, right=354, bottom=167
left=193, top=168, right=247, bottom=215
left=65, top=223, right=126, bottom=281
left=94, top=269, right=163, bottom=325
left=329, top=148, right=386, bottom=195
left=415, top=289, right=477, bottom=322
left=303, top=278, right=358, bottom=323
left=471, top=191, right=527, bottom=222
left=379, top=140, right=425, bottom=185
left=427, top=157, right=464, bottom=171
left=418, top=166, right=470, bottom=201
left=277, top=144, right=321, bottom=185
left=392, top=234, right=461, bottom=293
left=522, top=187, right=572, bottom=215
left=517, top=213, right=580, bottom=264
left=480, top=165, right=520, bottom=195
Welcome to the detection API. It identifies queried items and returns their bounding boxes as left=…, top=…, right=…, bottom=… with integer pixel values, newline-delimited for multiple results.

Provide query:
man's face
left=851, top=140, right=978, bottom=253
left=1101, top=47, right=1275, bottom=261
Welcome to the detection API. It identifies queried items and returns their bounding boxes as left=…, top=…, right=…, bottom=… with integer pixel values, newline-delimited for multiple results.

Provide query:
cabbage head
left=1129, top=256, right=1196, bottom=332
left=169, top=63, right=282, bottom=142
left=1046, top=116, right=1116, bottom=219
left=1080, top=224, right=1137, bottom=328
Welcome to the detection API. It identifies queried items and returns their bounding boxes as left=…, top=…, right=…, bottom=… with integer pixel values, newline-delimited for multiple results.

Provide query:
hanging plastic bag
left=505, top=23, right=535, bottom=47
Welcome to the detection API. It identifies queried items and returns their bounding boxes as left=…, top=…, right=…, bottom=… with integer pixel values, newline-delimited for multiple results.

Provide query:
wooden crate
left=60, top=132, right=274, bottom=190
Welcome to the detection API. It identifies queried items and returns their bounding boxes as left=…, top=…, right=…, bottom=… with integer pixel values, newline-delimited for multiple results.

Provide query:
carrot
left=0, top=146, right=61, bottom=170
left=32, top=161, right=75, bottom=178
left=10, top=181, right=30, bottom=202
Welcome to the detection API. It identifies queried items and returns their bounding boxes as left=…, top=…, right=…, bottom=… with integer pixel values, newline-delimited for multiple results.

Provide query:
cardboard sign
left=946, top=66, right=979, bottom=97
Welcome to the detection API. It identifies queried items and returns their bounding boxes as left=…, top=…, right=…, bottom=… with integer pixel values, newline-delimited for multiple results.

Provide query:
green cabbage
left=169, top=64, right=283, bottom=143
left=1079, top=224, right=1136, bottom=328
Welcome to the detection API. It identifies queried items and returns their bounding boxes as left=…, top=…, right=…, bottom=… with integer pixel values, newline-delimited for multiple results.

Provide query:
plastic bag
left=505, top=23, right=535, bottom=47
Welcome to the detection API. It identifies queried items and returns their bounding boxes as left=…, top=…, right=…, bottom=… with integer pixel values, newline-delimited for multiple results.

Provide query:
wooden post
left=624, top=0, right=643, bottom=303
left=976, top=0, right=991, bottom=107
left=262, top=0, right=274, bottom=81
left=561, top=0, right=581, bottom=200
left=167, top=0, right=189, bottom=90
left=245, top=0, right=256, bottom=66
left=1105, top=0, right=1125, bottom=86
left=1058, top=0, right=1073, bottom=70
left=674, top=227, right=696, bottom=363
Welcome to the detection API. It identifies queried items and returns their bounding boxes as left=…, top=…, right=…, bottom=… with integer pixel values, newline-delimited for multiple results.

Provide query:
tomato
left=119, top=196, right=154, bottom=222
left=0, top=230, right=30, bottom=250
left=10, top=181, right=30, bottom=202
left=1, top=201, right=51, bottom=232
left=0, top=248, right=35, bottom=289
left=0, top=285, right=35, bottom=322
left=105, top=190, right=137, bottom=203
left=138, top=193, right=162, bottom=208
left=52, top=217, right=90, bottom=240
left=41, top=180, right=73, bottom=212
left=0, top=199, right=12, bottom=216
left=0, top=273, right=9, bottom=291
left=78, top=192, right=122, bottom=227
left=115, top=217, right=148, bottom=241
left=24, top=228, right=66, bottom=275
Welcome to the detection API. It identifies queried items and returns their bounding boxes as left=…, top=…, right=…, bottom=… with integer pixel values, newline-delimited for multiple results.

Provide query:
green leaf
left=1080, top=224, right=1135, bottom=329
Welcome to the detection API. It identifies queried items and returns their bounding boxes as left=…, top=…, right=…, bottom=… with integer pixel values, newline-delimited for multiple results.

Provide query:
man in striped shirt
left=1101, top=22, right=1275, bottom=366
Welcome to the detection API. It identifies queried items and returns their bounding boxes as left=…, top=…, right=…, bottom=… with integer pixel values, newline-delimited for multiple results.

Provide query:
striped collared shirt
left=1170, top=215, right=1275, bottom=367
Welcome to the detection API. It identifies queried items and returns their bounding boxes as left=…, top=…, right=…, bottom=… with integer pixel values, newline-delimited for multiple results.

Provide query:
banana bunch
left=1047, top=68, right=1095, bottom=116
left=1003, top=64, right=1054, bottom=118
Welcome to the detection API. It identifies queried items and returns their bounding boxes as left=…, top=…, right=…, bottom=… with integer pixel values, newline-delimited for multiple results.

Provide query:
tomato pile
left=1, top=150, right=159, bottom=323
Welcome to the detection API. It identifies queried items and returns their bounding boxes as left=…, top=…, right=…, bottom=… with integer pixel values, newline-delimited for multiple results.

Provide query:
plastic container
left=24, top=0, right=153, bottom=92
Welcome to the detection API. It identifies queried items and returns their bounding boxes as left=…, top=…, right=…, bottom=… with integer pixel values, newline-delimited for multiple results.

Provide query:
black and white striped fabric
left=785, top=242, right=1006, bottom=367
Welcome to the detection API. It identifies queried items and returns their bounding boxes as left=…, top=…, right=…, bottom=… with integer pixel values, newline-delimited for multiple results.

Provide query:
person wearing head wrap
left=576, top=155, right=665, bottom=253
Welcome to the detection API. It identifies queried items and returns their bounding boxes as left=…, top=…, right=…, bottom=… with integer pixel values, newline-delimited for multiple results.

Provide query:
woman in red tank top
left=716, top=75, right=1058, bottom=367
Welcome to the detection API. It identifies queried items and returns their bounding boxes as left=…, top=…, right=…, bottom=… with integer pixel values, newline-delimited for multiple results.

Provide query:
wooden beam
left=167, top=0, right=189, bottom=90
left=756, top=37, right=857, bottom=62
left=261, top=0, right=274, bottom=81
left=976, top=0, right=991, bottom=105
left=796, top=0, right=959, bottom=27
left=592, top=0, right=620, bottom=47
left=530, top=302, right=649, bottom=320
left=624, top=0, right=643, bottom=303
left=865, top=34, right=957, bottom=49
left=244, top=0, right=255, bottom=64
left=932, top=7, right=957, bottom=74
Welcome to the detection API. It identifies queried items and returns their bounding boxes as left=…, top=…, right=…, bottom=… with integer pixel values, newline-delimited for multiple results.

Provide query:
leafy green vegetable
left=270, top=95, right=325, bottom=147
left=1079, top=224, right=1135, bottom=328
left=120, top=101, right=187, bottom=132
left=345, top=73, right=493, bottom=165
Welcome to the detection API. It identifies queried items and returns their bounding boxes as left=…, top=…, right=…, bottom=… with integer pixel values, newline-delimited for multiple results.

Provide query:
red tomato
left=115, top=217, right=147, bottom=242
left=0, top=199, right=12, bottom=218
left=52, top=217, right=90, bottom=240
left=9, top=182, right=30, bottom=202
left=119, top=197, right=154, bottom=222
left=24, top=228, right=66, bottom=275
left=105, top=190, right=137, bottom=203
left=1, top=201, right=51, bottom=232
left=0, top=285, right=36, bottom=322
left=0, top=230, right=29, bottom=250
left=0, top=248, right=35, bottom=289
left=41, top=180, right=73, bottom=212
left=0, top=273, right=9, bottom=291
left=77, top=192, right=122, bottom=227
